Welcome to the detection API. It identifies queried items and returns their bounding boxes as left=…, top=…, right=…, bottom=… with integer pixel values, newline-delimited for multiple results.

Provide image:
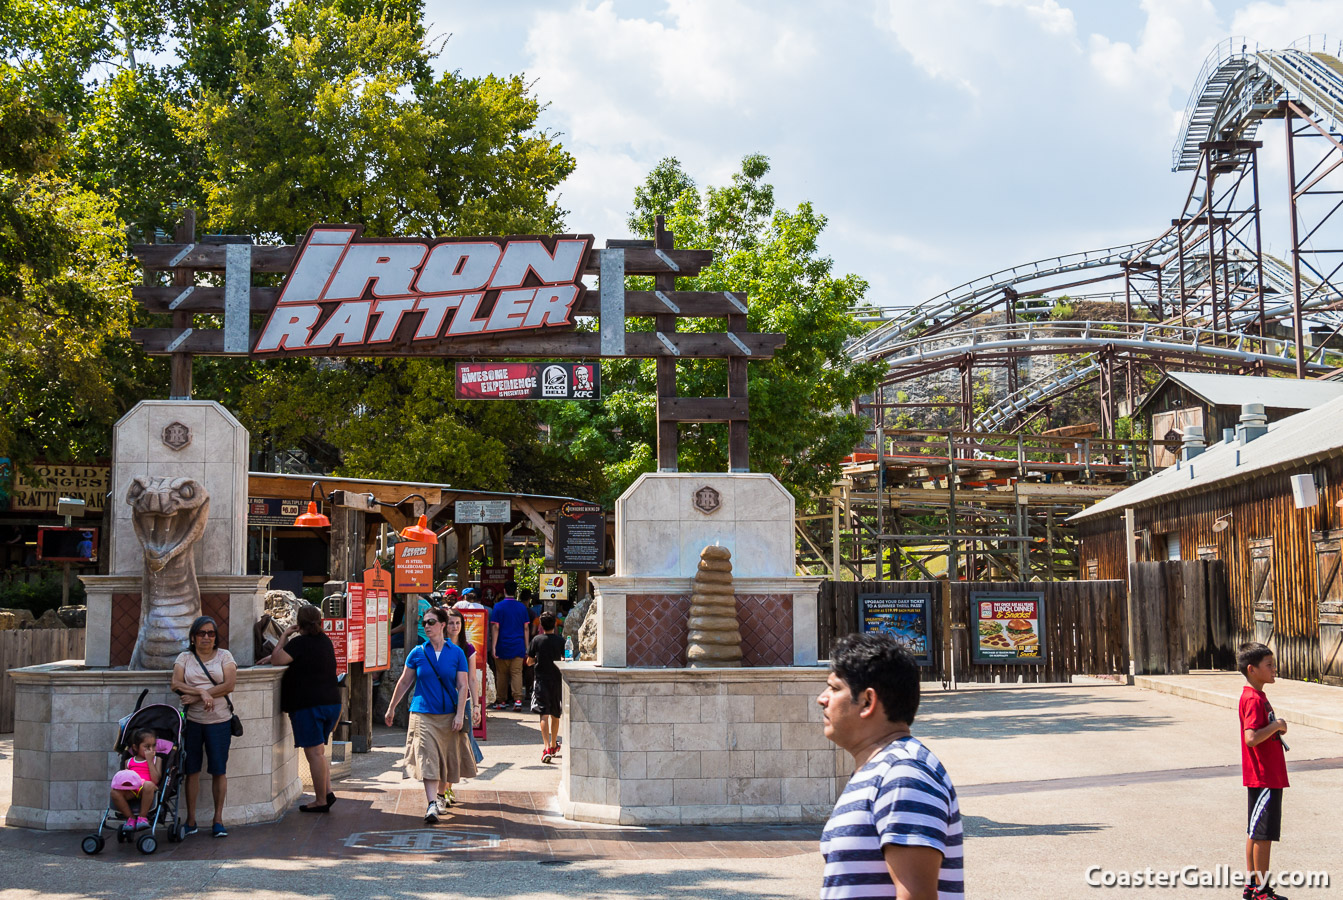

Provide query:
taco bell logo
left=541, top=365, right=568, bottom=397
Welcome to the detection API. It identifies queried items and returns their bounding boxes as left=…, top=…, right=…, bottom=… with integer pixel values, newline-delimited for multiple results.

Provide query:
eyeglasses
left=422, top=619, right=441, bottom=627
left=196, top=630, right=217, bottom=637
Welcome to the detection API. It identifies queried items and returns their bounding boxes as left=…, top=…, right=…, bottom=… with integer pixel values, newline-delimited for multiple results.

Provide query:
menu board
left=555, top=501, right=604, bottom=570
left=971, top=592, right=1045, bottom=665
left=394, top=540, right=435, bottom=593
left=362, top=565, right=392, bottom=672
left=859, top=593, right=932, bottom=666
left=346, top=583, right=365, bottom=663
left=460, top=607, right=489, bottom=740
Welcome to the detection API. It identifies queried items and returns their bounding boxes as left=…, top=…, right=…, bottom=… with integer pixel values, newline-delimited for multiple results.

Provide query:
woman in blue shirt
left=384, top=607, right=475, bottom=823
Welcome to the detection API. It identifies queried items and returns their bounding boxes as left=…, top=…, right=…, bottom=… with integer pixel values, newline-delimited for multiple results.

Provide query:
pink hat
left=110, top=769, right=143, bottom=792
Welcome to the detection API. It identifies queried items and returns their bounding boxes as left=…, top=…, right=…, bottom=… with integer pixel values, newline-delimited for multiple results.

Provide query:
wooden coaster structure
left=129, top=213, right=781, bottom=472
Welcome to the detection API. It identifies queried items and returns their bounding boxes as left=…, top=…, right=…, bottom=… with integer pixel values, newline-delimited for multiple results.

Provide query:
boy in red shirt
left=1237, top=641, right=1290, bottom=900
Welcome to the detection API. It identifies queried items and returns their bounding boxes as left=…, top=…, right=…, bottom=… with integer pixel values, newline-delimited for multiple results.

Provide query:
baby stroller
left=82, top=689, right=187, bottom=855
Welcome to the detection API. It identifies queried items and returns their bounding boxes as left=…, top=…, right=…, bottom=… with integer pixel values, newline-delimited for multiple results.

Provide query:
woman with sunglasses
left=384, top=607, right=475, bottom=823
left=171, top=616, right=237, bottom=838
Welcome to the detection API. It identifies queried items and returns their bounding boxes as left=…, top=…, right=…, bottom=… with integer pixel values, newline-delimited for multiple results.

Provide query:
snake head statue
left=128, top=476, right=210, bottom=572
left=127, top=476, right=211, bottom=670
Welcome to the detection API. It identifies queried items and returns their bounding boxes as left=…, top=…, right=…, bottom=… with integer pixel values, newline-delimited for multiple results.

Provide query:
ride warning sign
left=455, top=362, right=600, bottom=400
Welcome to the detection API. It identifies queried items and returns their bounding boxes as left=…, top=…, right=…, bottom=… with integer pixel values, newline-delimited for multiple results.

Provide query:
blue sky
left=421, top=1, right=1343, bottom=309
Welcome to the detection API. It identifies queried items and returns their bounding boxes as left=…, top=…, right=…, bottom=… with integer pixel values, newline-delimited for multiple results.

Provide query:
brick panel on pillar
left=626, top=594, right=691, bottom=667
left=737, top=595, right=793, bottom=666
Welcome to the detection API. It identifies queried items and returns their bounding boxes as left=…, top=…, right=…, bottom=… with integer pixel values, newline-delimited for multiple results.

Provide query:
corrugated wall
left=1079, top=455, right=1343, bottom=680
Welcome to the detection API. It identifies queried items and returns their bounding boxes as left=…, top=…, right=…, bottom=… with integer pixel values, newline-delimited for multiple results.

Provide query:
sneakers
left=1246, top=882, right=1288, bottom=900
left=424, top=801, right=441, bottom=824
left=212, top=822, right=227, bottom=838
left=183, top=823, right=198, bottom=837
left=132, top=816, right=150, bottom=830
left=445, top=786, right=456, bottom=806
left=541, top=747, right=554, bottom=764
left=513, top=700, right=523, bottom=711
left=490, top=701, right=508, bottom=711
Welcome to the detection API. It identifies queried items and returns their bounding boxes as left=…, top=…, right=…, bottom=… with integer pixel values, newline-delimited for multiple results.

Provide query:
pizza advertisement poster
left=859, top=593, right=933, bottom=666
left=971, top=592, right=1045, bottom=665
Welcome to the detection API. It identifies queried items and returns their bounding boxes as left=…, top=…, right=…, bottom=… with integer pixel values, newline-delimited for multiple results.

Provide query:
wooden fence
left=1128, top=560, right=1234, bottom=674
left=818, top=580, right=1128, bottom=683
left=0, top=628, right=85, bottom=733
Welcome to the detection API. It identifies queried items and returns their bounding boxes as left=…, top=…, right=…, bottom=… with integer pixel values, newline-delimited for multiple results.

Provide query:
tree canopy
left=544, top=155, right=883, bottom=504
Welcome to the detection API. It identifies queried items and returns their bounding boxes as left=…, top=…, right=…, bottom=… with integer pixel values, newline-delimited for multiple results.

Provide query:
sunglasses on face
left=197, top=630, right=216, bottom=637
left=422, top=619, right=441, bottom=627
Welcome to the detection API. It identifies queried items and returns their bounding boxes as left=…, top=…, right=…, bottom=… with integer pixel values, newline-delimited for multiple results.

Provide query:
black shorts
left=1247, top=787, right=1283, bottom=841
left=530, top=679, right=563, bottom=718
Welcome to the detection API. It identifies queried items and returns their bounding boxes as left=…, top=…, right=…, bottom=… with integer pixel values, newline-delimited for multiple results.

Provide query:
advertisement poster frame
left=362, top=565, right=392, bottom=673
left=858, top=593, right=933, bottom=666
left=970, top=591, right=1046, bottom=666
left=455, top=362, right=600, bottom=400
left=393, top=540, right=435, bottom=593
left=460, top=607, right=489, bottom=740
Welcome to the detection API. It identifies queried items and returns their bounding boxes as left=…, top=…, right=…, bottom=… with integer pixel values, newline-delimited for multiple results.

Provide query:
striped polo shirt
left=820, top=736, right=964, bottom=899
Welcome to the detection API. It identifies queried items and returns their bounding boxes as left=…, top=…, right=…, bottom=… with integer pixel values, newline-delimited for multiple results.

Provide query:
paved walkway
left=1137, top=672, right=1343, bottom=733
left=2, top=683, right=1341, bottom=898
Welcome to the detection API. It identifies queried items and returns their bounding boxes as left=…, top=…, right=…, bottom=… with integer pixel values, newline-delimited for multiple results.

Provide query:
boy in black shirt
left=526, top=612, right=566, bottom=763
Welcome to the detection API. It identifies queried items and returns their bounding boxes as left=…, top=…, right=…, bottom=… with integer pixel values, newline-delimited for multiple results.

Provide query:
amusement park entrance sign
left=254, top=226, right=594, bottom=356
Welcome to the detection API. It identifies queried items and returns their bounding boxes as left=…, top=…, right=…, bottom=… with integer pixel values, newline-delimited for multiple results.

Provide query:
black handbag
left=192, top=649, right=243, bottom=736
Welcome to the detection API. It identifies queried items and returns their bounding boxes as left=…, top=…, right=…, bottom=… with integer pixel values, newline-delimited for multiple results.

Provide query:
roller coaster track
left=878, top=320, right=1334, bottom=380
left=854, top=36, right=1343, bottom=437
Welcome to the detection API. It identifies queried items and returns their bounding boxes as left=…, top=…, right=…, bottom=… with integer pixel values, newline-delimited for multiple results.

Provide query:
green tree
left=546, top=155, right=883, bottom=503
left=0, top=74, right=140, bottom=462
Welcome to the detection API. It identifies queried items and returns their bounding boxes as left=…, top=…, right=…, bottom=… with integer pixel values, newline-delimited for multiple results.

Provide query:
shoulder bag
left=192, top=649, right=244, bottom=737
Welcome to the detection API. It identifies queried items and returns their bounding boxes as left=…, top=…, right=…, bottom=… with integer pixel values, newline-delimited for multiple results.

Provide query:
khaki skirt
left=404, top=712, right=477, bottom=783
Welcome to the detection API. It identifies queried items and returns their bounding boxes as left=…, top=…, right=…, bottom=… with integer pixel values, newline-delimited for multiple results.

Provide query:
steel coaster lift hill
left=804, top=36, right=1343, bottom=584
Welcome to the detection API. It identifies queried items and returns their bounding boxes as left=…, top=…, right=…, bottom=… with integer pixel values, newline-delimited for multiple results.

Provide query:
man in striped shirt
left=819, top=633, right=964, bottom=900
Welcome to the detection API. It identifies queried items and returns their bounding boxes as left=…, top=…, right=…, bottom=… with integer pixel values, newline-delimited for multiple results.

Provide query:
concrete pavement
left=1, top=683, right=1339, bottom=898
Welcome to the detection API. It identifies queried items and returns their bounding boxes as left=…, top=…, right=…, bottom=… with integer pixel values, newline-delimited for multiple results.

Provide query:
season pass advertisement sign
left=456, top=362, right=599, bottom=400
left=254, top=227, right=594, bottom=356
left=859, top=594, right=932, bottom=666
left=972, top=592, right=1045, bottom=665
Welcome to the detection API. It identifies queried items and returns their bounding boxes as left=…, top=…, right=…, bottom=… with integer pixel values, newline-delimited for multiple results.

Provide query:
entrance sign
left=971, top=592, right=1045, bottom=665
left=859, top=593, right=932, bottom=666
left=456, top=362, right=600, bottom=400
left=556, top=502, right=604, bottom=571
left=394, top=540, right=435, bottom=593
left=254, top=227, right=594, bottom=356
left=539, top=573, right=568, bottom=601
left=362, top=565, right=392, bottom=672
left=455, top=500, right=511, bottom=524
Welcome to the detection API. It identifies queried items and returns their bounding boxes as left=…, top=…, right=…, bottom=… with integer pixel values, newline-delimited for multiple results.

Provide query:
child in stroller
left=82, top=691, right=187, bottom=855
left=110, top=728, right=163, bottom=832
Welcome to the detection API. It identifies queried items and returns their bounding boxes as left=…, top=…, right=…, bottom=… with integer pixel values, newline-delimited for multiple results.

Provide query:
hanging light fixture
left=293, top=482, right=331, bottom=527
left=400, top=514, right=438, bottom=544
left=1212, top=513, right=1232, bottom=533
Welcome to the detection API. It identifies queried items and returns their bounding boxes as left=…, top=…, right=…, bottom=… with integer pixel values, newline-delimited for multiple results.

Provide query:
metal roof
left=1073, top=393, right=1343, bottom=521
left=1134, top=371, right=1343, bottom=418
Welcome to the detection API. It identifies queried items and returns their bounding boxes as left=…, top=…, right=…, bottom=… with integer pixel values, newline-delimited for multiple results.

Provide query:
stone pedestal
left=558, top=664, right=850, bottom=825
left=5, top=663, right=300, bottom=830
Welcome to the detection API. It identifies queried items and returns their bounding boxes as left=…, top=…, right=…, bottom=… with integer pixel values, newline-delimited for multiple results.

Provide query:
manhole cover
left=344, top=829, right=501, bottom=854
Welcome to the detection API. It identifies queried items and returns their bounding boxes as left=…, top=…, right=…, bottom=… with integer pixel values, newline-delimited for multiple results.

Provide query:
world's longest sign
left=254, top=225, right=594, bottom=356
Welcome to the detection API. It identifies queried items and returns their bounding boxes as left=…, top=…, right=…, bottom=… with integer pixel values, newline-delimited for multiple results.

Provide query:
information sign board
left=346, top=583, right=365, bottom=663
left=555, top=501, right=604, bottom=571
left=455, top=500, right=511, bottom=524
left=394, top=540, right=435, bottom=593
left=362, top=565, right=392, bottom=672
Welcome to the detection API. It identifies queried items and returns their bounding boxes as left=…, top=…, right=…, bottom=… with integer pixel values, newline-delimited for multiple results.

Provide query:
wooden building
left=1134, top=372, right=1343, bottom=467
left=1074, top=394, right=1343, bottom=683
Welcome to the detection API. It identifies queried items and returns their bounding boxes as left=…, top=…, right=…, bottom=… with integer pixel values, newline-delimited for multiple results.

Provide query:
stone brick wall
left=558, top=665, right=851, bottom=826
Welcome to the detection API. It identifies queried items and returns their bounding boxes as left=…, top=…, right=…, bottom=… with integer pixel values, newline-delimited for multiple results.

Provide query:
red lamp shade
left=400, top=514, right=437, bottom=544
left=294, top=501, right=331, bottom=528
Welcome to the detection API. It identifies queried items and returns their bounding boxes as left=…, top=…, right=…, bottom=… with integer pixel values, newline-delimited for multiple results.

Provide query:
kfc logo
left=254, top=226, right=593, bottom=355
left=572, top=365, right=595, bottom=398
